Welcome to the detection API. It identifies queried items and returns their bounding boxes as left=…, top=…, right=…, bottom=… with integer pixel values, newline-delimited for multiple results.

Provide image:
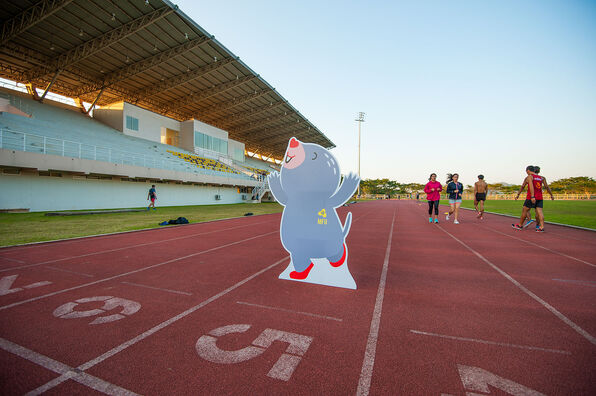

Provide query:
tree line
left=358, top=176, right=596, bottom=196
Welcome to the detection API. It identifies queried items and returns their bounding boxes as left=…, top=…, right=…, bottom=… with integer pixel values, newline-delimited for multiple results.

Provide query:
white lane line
left=0, top=230, right=278, bottom=311
left=22, top=281, right=52, bottom=289
left=552, top=279, right=596, bottom=287
left=0, top=220, right=275, bottom=273
left=479, top=225, right=595, bottom=268
left=236, top=301, right=343, bottom=322
left=0, top=256, right=26, bottom=263
left=0, top=338, right=138, bottom=396
left=409, top=330, right=571, bottom=355
left=46, top=266, right=95, bottom=278
left=34, top=256, right=290, bottom=393
left=436, top=225, right=596, bottom=346
left=121, top=281, right=192, bottom=296
left=356, top=204, right=397, bottom=396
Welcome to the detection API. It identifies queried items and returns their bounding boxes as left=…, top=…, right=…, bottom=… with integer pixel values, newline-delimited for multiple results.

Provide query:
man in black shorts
left=474, top=175, right=488, bottom=219
left=513, top=166, right=537, bottom=230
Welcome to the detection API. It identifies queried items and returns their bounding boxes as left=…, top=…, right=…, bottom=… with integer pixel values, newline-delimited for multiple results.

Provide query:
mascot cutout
left=268, top=137, right=360, bottom=289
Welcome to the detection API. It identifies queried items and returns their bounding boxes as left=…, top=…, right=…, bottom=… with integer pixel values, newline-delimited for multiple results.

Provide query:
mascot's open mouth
left=285, top=155, right=295, bottom=163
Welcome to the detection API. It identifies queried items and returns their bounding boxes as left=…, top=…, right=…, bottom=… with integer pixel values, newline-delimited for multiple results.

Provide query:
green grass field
left=0, top=203, right=284, bottom=247
left=442, top=200, right=596, bottom=229
left=1, top=200, right=594, bottom=247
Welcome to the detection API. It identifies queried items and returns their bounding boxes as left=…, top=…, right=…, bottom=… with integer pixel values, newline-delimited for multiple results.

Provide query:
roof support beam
left=74, top=97, right=87, bottom=114
left=22, top=6, right=175, bottom=82
left=159, top=75, right=256, bottom=115
left=71, top=35, right=214, bottom=97
left=39, top=69, right=61, bottom=102
left=85, top=86, right=105, bottom=115
left=0, top=0, right=74, bottom=46
left=130, top=57, right=237, bottom=100
left=25, top=83, right=40, bottom=101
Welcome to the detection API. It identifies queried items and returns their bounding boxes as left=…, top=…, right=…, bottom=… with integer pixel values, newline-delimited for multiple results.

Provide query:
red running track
left=0, top=200, right=594, bottom=395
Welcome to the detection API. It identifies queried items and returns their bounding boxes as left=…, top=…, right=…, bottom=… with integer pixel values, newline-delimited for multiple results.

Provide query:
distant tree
left=550, top=177, right=596, bottom=194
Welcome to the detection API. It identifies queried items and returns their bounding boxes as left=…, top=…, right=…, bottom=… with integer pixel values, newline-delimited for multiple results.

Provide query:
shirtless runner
left=474, top=175, right=488, bottom=219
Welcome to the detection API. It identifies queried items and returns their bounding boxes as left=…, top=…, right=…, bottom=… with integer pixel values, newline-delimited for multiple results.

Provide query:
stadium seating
left=167, top=150, right=241, bottom=175
left=0, top=91, right=252, bottom=180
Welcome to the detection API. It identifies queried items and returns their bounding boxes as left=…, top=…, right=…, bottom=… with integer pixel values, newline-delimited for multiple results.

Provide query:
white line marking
left=0, top=338, right=139, bottom=396
left=121, top=281, right=192, bottom=296
left=46, top=266, right=95, bottom=277
left=356, top=204, right=397, bottom=396
left=22, top=281, right=52, bottom=289
left=552, top=279, right=596, bottom=287
left=409, top=330, right=571, bottom=354
left=0, top=256, right=26, bottom=263
left=480, top=226, right=596, bottom=268
left=436, top=224, right=596, bottom=346
left=0, top=231, right=278, bottom=311
left=33, top=256, right=290, bottom=393
left=236, top=301, right=342, bottom=322
left=0, top=220, right=275, bottom=273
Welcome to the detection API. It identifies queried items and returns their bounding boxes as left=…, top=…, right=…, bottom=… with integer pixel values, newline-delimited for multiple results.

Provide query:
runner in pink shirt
left=424, top=173, right=443, bottom=223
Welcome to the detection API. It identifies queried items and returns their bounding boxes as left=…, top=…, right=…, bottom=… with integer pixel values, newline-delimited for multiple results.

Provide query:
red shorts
left=151, top=197, right=155, bottom=203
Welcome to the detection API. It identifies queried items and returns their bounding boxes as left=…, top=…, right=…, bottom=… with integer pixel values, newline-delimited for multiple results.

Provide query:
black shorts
left=523, top=199, right=543, bottom=209
left=475, top=193, right=486, bottom=201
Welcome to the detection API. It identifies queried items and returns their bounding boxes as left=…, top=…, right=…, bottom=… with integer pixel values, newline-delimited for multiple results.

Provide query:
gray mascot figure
left=268, top=137, right=360, bottom=289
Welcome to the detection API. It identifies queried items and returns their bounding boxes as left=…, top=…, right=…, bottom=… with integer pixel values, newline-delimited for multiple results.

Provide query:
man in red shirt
left=513, top=166, right=554, bottom=232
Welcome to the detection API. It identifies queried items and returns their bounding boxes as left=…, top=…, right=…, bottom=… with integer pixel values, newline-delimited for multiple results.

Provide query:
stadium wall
left=0, top=172, right=243, bottom=212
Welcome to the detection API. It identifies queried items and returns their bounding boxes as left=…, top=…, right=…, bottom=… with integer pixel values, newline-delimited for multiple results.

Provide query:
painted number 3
left=196, top=324, right=313, bottom=381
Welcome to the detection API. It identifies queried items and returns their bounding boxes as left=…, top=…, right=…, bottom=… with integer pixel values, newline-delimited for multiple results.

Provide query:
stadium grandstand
left=0, top=0, right=334, bottom=211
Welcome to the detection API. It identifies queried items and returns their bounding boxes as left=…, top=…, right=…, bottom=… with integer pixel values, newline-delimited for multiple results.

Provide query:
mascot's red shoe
left=290, top=262, right=314, bottom=279
left=329, top=244, right=346, bottom=267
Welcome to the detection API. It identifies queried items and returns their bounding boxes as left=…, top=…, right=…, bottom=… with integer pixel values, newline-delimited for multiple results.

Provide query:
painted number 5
left=196, top=324, right=313, bottom=381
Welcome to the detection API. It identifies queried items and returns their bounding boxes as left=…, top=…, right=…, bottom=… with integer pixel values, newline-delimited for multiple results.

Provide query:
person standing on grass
left=445, top=173, right=463, bottom=224
left=474, top=175, right=488, bottom=219
left=424, top=173, right=443, bottom=223
left=147, top=184, right=157, bottom=211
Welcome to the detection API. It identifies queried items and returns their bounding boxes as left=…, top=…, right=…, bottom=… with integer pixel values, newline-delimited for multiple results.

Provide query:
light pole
left=355, top=112, right=365, bottom=197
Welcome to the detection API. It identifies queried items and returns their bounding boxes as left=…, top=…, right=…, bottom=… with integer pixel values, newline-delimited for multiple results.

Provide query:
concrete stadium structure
left=0, top=0, right=334, bottom=212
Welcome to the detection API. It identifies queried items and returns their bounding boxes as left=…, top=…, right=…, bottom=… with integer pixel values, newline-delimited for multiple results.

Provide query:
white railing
left=0, top=127, right=253, bottom=180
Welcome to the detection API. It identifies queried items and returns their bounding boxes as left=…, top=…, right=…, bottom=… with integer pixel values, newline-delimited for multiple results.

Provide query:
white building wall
left=179, top=120, right=195, bottom=152
left=228, top=139, right=245, bottom=162
left=91, top=106, right=124, bottom=132
left=0, top=173, right=246, bottom=212
left=122, top=102, right=180, bottom=143
left=193, top=119, right=228, bottom=140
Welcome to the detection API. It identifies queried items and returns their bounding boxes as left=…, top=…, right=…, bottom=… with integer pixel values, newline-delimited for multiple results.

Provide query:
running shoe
left=434, top=218, right=439, bottom=224
left=523, top=219, right=535, bottom=228
left=429, top=217, right=433, bottom=223
left=446, top=214, right=450, bottom=221
left=454, top=220, right=460, bottom=224
left=536, top=227, right=544, bottom=233
left=512, top=223, right=523, bottom=230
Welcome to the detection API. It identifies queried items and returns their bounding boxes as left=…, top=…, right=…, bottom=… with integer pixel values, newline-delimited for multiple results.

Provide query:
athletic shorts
left=475, top=193, right=486, bottom=201
left=151, top=197, right=156, bottom=203
left=449, top=199, right=462, bottom=204
left=523, top=199, right=543, bottom=208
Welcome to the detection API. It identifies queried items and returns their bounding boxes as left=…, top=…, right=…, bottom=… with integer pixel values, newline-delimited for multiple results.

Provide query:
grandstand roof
left=0, top=0, right=334, bottom=159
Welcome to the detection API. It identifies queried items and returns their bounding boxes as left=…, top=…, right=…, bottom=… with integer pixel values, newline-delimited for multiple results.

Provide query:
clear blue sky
left=175, top=0, right=596, bottom=185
